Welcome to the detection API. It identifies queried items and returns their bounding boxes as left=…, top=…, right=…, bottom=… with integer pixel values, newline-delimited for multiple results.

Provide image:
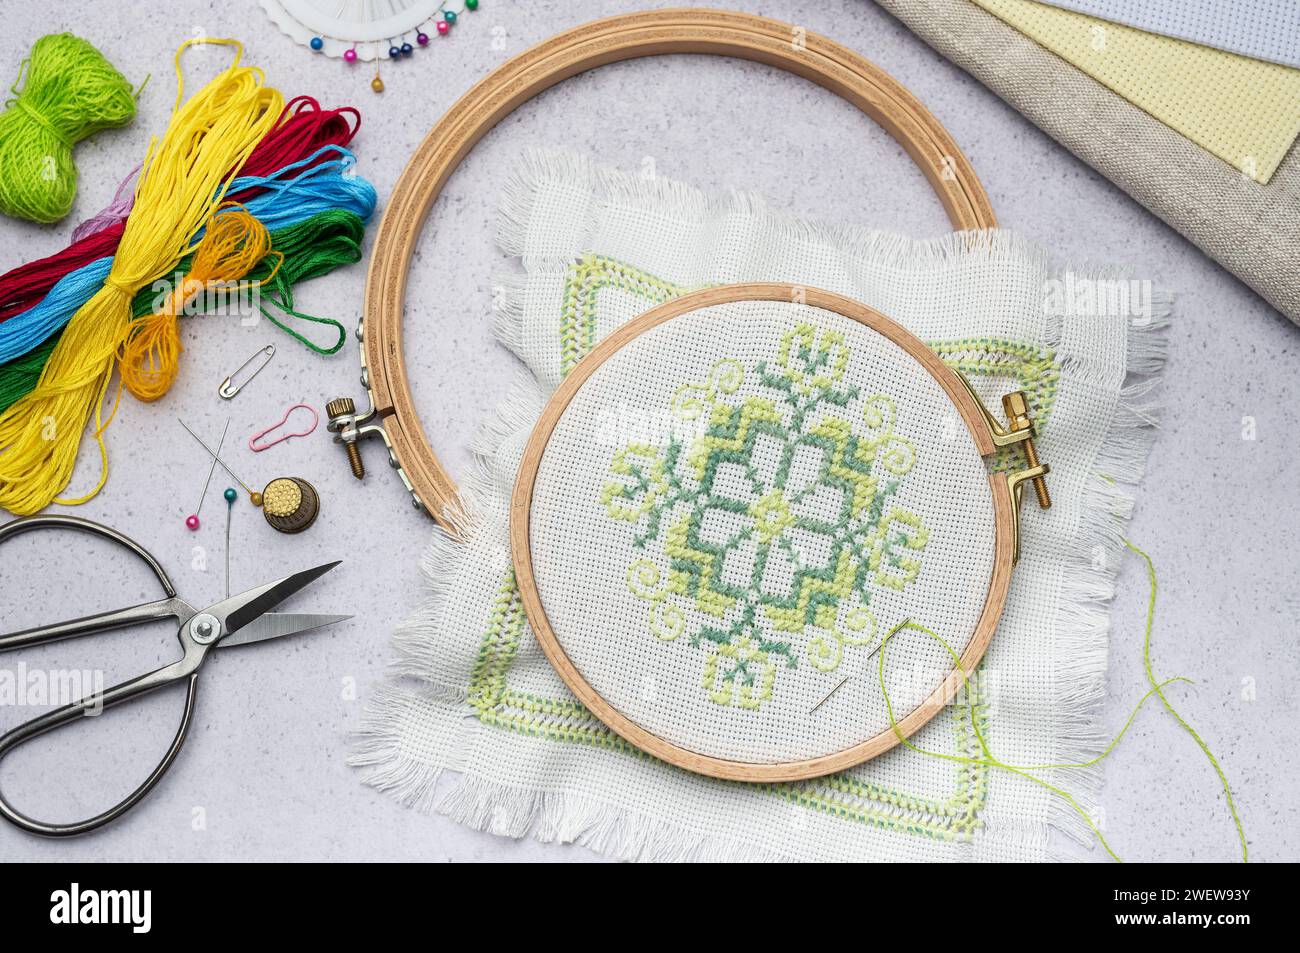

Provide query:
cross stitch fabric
left=971, top=0, right=1300, bottom=184
left=874, top=0, right=1300, bottom=326
left=1034, top=0, right=1300, bottom=68
left=353, top=150, right=1168, bottom=862
left=530, top=300, right=996, bottom=764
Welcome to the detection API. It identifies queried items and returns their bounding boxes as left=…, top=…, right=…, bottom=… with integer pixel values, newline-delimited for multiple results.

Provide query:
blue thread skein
left=0, top=147, right=376, bottom=364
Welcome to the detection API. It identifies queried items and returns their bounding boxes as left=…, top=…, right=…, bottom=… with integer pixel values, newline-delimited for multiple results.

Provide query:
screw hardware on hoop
left=325, top=371, right=425, bottom=512
left=955, top=381, right=1052, bottom=564
left=326, top=396, right=367, bottom=478
left=1002, top=391, right=1051, bottom=509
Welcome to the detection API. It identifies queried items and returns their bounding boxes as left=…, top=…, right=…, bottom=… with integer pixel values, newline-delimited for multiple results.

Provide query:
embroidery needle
left=808, top=675, right=849, bottom=714
left=178, top=418, right=263, bottom=507
left=808, top=619, right=911, bottom=714
left=185, top=420, right=229, bottom=531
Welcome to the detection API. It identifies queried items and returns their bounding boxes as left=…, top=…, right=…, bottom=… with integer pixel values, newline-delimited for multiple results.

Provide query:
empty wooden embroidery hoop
left=511, top=282, right=1026, bottom=783
left=346, top=7, right=999, bottom=526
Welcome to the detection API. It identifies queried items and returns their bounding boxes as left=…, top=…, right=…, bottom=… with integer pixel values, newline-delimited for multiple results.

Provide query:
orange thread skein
left=119, top=203, right=283, bottom=401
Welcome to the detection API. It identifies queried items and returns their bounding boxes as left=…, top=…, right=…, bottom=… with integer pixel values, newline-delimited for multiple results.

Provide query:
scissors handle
left=0, top=513, right=195, bottom=643
left=0, top=514, right=202, bottom=837
left=0, top=663, right=199, bottom=837
left=0, top=513, right=177, bottom=589
left=0, top=596, right=195, bottom=652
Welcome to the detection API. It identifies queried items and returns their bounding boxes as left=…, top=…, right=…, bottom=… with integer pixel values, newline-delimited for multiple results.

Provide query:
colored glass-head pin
left=187, top=420, right=230, bottom=531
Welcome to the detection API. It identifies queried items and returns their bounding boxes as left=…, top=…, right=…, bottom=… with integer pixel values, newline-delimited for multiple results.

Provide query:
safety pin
left=249, top=403, right=319, bottom=452
left=218, top=345, right=275, bottom=400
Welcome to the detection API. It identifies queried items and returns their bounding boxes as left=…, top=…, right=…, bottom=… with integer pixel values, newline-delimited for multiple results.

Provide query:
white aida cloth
left=352, top=150, right=1170, bottom=862
left=531, top=300, right=996, bottom=765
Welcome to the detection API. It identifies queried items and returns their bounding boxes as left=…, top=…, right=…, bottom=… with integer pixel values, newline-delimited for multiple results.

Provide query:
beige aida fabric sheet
left=353, top=150, right=1167, bottom=862
left=972, top=0, right=1300, bottom=184
left=873, top=0, right=1300, bottom=326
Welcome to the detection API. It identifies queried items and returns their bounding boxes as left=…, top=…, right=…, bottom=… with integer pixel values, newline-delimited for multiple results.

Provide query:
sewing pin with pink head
left=186, top=420, right=230, bottom=530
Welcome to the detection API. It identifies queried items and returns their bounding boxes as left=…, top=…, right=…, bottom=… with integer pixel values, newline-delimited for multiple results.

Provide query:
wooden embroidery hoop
left=329, top=7, right=999, bottom=523
left=330, top=8, right=1049, bottom=780
left=511, top=283, right=1046, bottom=782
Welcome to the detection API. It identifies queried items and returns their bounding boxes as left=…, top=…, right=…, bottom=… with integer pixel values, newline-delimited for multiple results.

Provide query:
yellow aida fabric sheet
left=973, top=0, right=1300, bottom=184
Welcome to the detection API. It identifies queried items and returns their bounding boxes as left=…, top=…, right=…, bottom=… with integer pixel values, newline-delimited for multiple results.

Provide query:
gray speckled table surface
left=0, top=0, right=1295, bottom=863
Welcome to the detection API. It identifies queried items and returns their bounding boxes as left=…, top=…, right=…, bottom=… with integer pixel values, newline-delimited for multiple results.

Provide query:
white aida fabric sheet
left=1035, top=0, right=1300, bottom=68
left=353, top=150, right=1170, bottom=862
left=530, top=300, right=996, bottom=765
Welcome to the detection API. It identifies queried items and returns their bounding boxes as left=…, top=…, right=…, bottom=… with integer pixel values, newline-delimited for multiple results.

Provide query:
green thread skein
left=0, top=34, right=136, bottom=224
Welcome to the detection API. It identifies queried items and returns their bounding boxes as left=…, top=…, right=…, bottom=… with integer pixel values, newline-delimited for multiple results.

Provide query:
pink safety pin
left=249, top=403, right=319, bottom=452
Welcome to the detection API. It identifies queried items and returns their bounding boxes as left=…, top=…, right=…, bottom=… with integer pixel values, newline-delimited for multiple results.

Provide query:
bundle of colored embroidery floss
left=0, top=38, right=282, bottom=515
left=0, top=34, right=137, bottom=224
left=165, top=204, right=367, bottom=355
left=0, top=97, right=360, bottom=322
left=0, top=145, right=376, bottom=368
left=120, top=203, right=280, bottom=400
left=0, top=207, right=369, bottom=413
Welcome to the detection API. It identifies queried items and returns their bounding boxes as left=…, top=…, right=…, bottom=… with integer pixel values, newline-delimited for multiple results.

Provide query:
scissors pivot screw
left=190, top=613, right=220, bottom=645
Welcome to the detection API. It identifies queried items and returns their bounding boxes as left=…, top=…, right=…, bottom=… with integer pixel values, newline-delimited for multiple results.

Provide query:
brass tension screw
left=326, top=397, right=365, bottom=479
left=1002, top=391, right=1051, bottom=508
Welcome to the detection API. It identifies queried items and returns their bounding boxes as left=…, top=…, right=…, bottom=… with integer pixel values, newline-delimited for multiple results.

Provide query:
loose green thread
left=772, top=690, right=988, bottom=839
left=877, top=543, right=1247, bottom=862
left=466, top=526, right=1245, bottom=852
left=468, top=570, right=987, bottom=841
left=1126, top=539, right=1247, bottom=862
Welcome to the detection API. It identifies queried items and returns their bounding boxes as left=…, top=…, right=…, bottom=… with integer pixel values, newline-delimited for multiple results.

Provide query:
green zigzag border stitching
left=468, top=570, right=989, bottom=842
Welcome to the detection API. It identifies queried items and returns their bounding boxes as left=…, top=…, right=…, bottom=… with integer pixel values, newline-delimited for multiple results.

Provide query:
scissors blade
left=204, top=561, right=341, bottom=641
left=216, top=612, right=352, bottom=649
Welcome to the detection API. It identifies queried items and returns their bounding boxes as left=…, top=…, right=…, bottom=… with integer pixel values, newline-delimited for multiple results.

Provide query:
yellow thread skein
left=0, top=39, right=283, bottom=515
left=119, top=203, right=284, bottom=401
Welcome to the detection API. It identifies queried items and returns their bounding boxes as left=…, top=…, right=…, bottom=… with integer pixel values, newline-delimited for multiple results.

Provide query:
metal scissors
left=0, top=514, right=350, bottom=837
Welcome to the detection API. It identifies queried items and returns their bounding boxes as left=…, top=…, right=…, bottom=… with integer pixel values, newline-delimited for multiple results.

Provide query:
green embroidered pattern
left=556, top=255, right=1061, bottom=439
left=599, top=325, right=931, bottom=709
left=466, top=256, right=1061, bottom=842
left=467, top=568, right=989, bottom=842
left=930, top=338, right=1061, bottom=473
left=560, top=253, right=696, bottom=375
